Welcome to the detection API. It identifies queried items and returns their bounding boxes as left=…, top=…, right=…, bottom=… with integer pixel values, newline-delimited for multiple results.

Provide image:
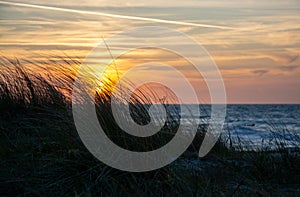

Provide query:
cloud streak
left=252, top=69, right=269, bottom=76
left=0, top=0, right=234, bottom=30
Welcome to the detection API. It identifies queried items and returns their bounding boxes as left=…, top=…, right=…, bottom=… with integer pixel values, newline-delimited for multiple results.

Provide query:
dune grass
left=0, top=56, right=299, bottom=196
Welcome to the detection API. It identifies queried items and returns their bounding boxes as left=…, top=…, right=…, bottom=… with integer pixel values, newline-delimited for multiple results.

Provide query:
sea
left=166, top=104, right=300, bottom=150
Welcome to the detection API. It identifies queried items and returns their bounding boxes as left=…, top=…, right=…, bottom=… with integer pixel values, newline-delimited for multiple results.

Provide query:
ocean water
left=104, top=103, right=300, bottom=149
left=220, top=104, right=300, bottom=149
left=166, top=104, right=300, bottom=149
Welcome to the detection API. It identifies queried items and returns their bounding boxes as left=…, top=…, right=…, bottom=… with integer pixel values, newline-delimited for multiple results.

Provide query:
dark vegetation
left=0, top=57, right=299, bottom=196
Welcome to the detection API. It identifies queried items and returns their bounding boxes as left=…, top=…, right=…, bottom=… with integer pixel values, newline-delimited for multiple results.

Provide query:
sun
left=95, top=69, right=119, bottom=98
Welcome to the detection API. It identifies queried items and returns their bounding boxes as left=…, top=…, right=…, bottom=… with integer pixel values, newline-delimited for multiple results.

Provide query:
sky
left=0, top=0, right=300, bottom=104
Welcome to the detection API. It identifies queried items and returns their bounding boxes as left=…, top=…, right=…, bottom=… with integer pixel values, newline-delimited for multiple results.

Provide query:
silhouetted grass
left=0, top=56, right=299, bottom=196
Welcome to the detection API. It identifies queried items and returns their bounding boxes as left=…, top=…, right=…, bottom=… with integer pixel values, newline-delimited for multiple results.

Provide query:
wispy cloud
left=0, top=1, right=233, bottom=29
left=280, top=65, right=298, bottom=72
left=252, top=69, right=269, bottom=76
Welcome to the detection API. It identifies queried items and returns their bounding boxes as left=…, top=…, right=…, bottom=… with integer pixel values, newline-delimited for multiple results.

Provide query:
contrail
left=0, top=0, right=234, bottom=30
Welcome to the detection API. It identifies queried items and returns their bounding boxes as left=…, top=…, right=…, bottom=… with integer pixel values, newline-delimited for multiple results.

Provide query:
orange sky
left=0, top=0, right=300, bottom=103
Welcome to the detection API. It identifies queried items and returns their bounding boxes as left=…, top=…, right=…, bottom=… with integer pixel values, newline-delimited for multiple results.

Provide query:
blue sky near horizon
left=0, top=0, right=300, bottom=103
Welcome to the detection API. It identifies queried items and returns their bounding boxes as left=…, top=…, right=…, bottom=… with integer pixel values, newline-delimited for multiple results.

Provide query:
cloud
left=261, top=52, right=299, bottom=65
left=252, top=69, right=269, bottom=76
left=0, top=1, right=233, bottom=29
left=3, top=0, right=300, bottom=7
left=280, top=65, right=298, bottom=71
